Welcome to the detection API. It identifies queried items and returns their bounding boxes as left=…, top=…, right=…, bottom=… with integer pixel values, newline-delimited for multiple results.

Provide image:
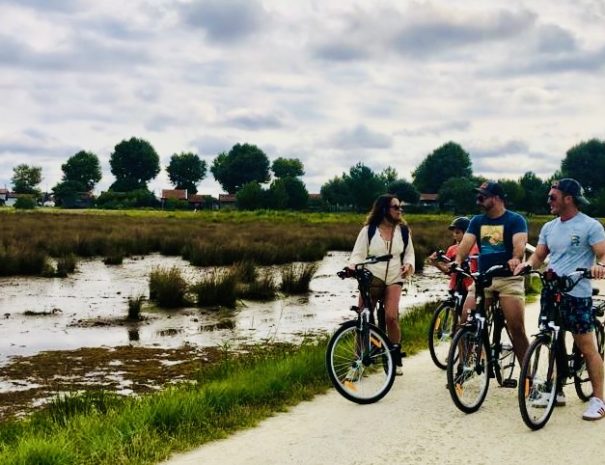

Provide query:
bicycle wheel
left=493, top=324, right=516, bottom=387
left=573, top=321, right=604, bottom=400
left=326, top=320, right=396, bottom=404
left=518, top=336, right=557, bottom=430
left=446, top=327, right=490, bottom=413
left=428, top=301, right=457, bottom=370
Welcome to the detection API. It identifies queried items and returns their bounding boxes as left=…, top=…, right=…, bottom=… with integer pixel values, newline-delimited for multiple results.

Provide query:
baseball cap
left=448, top=216, right=470, bottom=231
left=474, top=181, right=506, bottom=199
left=552, top=178, right=590, bottom=205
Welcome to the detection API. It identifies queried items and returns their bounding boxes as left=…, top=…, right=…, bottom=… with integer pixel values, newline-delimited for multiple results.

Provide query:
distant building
left=161, top=189, right=188, bottom=201
left=218, top=194, right=237, bottom=209
left=418, top=193, right=439, bottom=209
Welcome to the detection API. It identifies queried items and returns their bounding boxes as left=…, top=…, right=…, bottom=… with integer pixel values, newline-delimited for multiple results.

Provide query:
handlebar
left=516, top=267, right=592, bottom=293
left=337, top=254, right=393, bottom=279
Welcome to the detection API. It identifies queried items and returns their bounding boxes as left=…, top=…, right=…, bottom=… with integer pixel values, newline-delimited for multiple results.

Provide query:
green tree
left=269, top=177, right=309, bottom=210
left=379, top=167, right=398, bottom=188
left=211, top=143, right=271, bottom=194
left=412, top=142, right=472, bottom=193
left=166, top=152, right=207, bottom=194
left=61, top=150, right=102, bottom=191
left=343, top=162, right=384, bottom=211
left=52, top=180, right=86, bottom=207
left=387, top=179, right=420, bottom=204
left=236, top=181, right=267, bottom=210
left=519, top=172, right=548, bottom=214
left=268, top=179, right=288, bottom=210
left=271, top=157, right=304, bottom=178
left=109, top=137, right=160, bottom=192
left=438, top=177, right=477, bottom=214
left=320, top=176, right=350, bottom=208
left=561, top=139, right=605, bottom=196
left=11, top=164, right=42, bottom=195
left=497, top=179, right=524, bottom=210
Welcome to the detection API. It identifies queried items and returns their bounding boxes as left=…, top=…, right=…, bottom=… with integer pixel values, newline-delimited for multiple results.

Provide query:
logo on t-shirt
left=570, top=234, right=580, bottom=247
left=480, top=225, right=505, bottom=254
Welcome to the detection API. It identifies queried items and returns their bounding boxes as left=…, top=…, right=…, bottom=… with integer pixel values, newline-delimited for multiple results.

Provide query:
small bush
left=14, top=196, right=37, bottom=210
left=238, top=271, right=278, bottom=301
left=149, top=266, right=189, bottom=308
left=232, top=260, right=258, bottom=283
left=191, top=270, right=238, bottom=308
left=280, top=263, right=318, bottom=294
left=103, top=253, right=124, bottom=265
left=127, top=294, right=145, bottom=320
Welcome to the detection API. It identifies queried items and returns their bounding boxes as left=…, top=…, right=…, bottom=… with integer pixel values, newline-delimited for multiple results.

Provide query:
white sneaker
left=395, top=365, right=403, bottom=376
left=530, top=391, right=565, bottom=408
left=582, top=397, right=605, bottom=421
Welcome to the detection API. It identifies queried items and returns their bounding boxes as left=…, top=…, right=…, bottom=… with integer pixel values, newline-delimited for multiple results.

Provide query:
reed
left=149, top=266, right=189, bottom=308
left=55, top=254, right=77, bottom=277
left=238, top=271, right=278, bottom=301
left=232, top=260, right=258, bottom=283
left=191, top=270, right=238, bottom=308
left=127, top=295, right=146, bottom=321
left=280, top=263, right=318, bottom=294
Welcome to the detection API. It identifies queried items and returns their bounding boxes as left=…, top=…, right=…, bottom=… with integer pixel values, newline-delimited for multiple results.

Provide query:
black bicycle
left=325, top=254, right=401, bottom=404
left=428, top=250, right=470, bottom=369
left=446, top=264, right=517, bottom=413
left=517, top=268, right=605, bottom=430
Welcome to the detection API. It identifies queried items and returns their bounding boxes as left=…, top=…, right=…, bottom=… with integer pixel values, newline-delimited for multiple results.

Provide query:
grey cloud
left=313, top=42, right=369, bottom=62
left=470, top=140, right=530, bottom=159
left=0, top=0, right=80, bottom=12
left=398, top=121, right=470, bottom=137
left=507, top=46, right=605, bottom=74
left=535, top=24, right=577, bottom=54
left=393, top=9, right=536, bottom=56
left=180, top=0, right=267, bottom=44
left=190, top=135, right=234, bottom=156
left=144, top=114, right=184, bottom=132
left=330, top=125, right=393, bottom=150
left=223, top=113, right=284, bottom=130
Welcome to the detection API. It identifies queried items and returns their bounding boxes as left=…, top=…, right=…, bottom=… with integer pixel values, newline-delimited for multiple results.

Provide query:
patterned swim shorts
left=560, top=295, right=594, bottom=334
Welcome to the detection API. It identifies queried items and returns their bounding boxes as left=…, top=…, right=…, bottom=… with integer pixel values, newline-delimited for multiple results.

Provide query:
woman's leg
left=384, top=284, right=402, bottom=345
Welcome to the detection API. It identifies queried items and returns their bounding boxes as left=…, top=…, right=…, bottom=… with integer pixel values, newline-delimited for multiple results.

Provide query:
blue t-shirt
left=467, top=210, right=528, bottom=272
left=538, top=212, right=605, bottom=298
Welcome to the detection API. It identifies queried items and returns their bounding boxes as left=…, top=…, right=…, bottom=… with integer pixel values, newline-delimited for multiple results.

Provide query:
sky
left=1, top=0, right=604, bottom=197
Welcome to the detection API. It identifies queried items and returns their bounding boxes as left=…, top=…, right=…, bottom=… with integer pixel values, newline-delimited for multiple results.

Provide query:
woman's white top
left=348, top=224, right=415, bottom=285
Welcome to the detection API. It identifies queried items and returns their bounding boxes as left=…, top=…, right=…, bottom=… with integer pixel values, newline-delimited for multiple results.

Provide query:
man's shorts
left=560, top=295, right=595, bottom=334
left=467, top=276, right=525, bottom=300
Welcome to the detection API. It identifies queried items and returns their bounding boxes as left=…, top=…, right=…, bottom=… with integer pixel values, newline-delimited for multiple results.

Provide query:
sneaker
left=582, top=397, right=605, bottom=421
left=530, top=390, right=565, bottom=408
left=344, top=366, right=360, bottom=383
left=395, top=365, right=403, bottom=376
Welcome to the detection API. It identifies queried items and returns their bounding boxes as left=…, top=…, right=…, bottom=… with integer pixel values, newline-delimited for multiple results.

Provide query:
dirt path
left=160, top=292, right=605, bottom=465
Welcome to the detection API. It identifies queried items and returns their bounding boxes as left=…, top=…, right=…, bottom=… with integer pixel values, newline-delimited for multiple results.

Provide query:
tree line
left=7, top=137, right=605, bottom=215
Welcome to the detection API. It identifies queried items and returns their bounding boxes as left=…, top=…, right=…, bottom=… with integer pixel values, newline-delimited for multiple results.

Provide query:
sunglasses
left=547, top=194, right=558, bottom=202
left=476, top=194, right=491, bottom=203
left=389, top=205, right=404, bottom=211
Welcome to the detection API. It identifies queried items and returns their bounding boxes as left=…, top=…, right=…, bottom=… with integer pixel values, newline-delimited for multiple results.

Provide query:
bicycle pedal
left=401, top=351, right=407, bottom=358
left=502, top=379, right=517, bottom=388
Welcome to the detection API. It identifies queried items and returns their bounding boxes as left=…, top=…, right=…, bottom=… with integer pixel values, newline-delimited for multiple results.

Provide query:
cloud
left=398, top=121, right=471, bottom=137
left=0, top=0, right=81, bottom=12
left=179, top=0, right=268, bottom=44
left=221, top=110, right=285, bottom=130
left=329, top=125, right=393, bottom=150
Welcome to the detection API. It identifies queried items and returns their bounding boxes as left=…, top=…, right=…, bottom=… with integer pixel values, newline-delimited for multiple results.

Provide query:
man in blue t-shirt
left=454, top=180, right=529, bottom=366
left=515, top=178, right=605, bottom=421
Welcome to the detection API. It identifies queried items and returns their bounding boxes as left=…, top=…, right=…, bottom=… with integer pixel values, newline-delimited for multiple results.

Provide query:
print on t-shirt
left=480, top=225, right=505, bottom=254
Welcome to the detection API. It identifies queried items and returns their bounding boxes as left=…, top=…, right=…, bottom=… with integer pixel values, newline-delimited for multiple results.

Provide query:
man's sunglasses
left=476, top=194, right=491, bottom=202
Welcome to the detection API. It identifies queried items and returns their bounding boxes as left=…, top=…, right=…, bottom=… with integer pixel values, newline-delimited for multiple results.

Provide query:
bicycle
left=446, top=264, right=518, bottom=413
left=517, top=268, right=605, bottom=430
left=428, top=250, right=470, bottom=370
left=325, top=254, right=402, bottom=404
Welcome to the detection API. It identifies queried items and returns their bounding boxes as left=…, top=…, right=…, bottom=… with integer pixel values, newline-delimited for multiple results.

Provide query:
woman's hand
left=401, top=263, right=413, bottom=278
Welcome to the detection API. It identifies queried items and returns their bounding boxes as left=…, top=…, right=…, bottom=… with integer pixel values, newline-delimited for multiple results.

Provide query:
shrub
left=55, top=254, right=78, bottom=277
left=14, top=196, right=37, bottom=210
left=232, top=260, right=258, bottom=283
left=127, top=294, right=145, bottom=320
left=238, top=271, right=278, bottom=301
left=191, top=270, right=238, bottom=308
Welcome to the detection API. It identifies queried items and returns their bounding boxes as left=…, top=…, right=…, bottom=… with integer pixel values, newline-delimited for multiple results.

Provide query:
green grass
left=0, top=302, right=436, bottom=465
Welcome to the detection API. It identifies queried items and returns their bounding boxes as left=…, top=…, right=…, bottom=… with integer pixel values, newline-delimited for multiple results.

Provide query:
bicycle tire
left=518, top=336, right=557, bottom=430
left=446, top=326, right=490, bottom=413
left=325, top=320, right=396, bottom=404
left=428, top=301, right=457, bottom=370
left=573, top=320, right=604, bottom=401
left=493, top=324, right=516, bottom=387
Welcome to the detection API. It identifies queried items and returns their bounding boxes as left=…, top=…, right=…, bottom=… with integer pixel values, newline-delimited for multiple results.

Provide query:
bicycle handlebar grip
left=337, top=268, right=354, bottom=279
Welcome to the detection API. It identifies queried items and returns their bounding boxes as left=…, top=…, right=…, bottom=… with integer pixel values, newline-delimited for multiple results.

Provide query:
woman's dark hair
left=364, top=194, right=406, bottom=227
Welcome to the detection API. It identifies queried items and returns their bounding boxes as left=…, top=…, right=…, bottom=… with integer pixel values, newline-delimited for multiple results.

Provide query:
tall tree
left=519, top=171, right=548, bottom=214
left=12, top=164, right=42, bottom=195
left=412, top=141, right=473, bottom=193
left=270, top=177, right=309, bottom=210
left=498, top=179, right=524, bottom=210
left=271, top=157, right=304, bottom=178
left=211, top=143, right=271, bottom=194
left=166, top=152, right=207, bottom=194
left=387, top=179, right=420, bottom=204
left=561, top=139, right=605, bottom=196
left=437, top=176, right=477, bottom=214
left=379, top=167, right=398, bottom=188
left=320, top=176, right=350, bottom=207
left=109, top=137, right=160, bottom=192
left=61, top=150, right=102, bottom=191
left=343, top=162, right=384, bottom=211
left=236, top=181, right=267, bottom=210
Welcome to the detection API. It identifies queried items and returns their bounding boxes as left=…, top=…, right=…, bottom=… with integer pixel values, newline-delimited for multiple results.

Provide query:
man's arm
left=454, top=232, right=476, bottom=265
left=591, top=240, right=605, bottom=279
left=507, top=231, right=528, bottom=271
left=514, top=243, right=549, bottom=275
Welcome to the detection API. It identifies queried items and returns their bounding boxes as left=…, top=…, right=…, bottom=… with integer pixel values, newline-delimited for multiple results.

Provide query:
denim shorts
left=560, top=294, right=594, bottom=334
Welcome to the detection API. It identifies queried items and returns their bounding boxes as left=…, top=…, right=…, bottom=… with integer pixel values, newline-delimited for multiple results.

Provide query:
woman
left=348, top=194, right=415, bottom=374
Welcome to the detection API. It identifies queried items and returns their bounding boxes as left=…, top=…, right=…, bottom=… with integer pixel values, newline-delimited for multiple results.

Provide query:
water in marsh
left=0, top=252, right=448, bottom=363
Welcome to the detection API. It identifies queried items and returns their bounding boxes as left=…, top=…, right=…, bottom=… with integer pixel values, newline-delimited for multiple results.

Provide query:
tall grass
left=149, top=266, right=189, bottom=308
left=191, top=270, right=238, bottom=308
left=55, top=254, right=77, bottom=277
left=127, top=295, right=146, bottom=321
left=237, top=271, right=278, bottom=301
left=280, top=263, right=318, bottom=294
